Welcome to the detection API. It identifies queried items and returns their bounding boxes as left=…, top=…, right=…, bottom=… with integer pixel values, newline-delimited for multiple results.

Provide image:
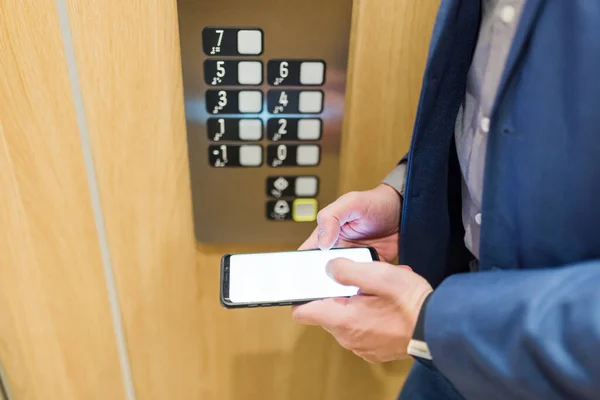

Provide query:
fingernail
left=325, top=262, right=335, bottom=280
left=318, top=231, right=333, bottom=250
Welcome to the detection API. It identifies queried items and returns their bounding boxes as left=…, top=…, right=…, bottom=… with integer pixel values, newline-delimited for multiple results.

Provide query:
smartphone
left=220, top=247, right=379, bottom=308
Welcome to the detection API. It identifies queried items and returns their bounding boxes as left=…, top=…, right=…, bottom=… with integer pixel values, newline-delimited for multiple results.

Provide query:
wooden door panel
left=65, top=0, right=202, bottom=398
left=0, top=1, right=126, bottom=398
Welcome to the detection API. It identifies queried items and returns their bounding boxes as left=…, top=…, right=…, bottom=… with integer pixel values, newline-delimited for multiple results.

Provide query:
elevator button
left=300, top=62, right=325, bottom=85
left=292, top=199, right=318, bottom=222
left=295, top=177, right=318, bottom=197
left=296, top=145, right=320, bottom=166
left=267, top=60, right=326, bottom=86
left=266, top=176, right=319, bottom=198
left=238, top=119, right=262, bottom=141
left=297, top=119, right=322, bottom=140
left=237, top=61, right=263, bottom=85
left=267, top=144, right=321, bottom=167
left=209, top=144, right=263, bottom=167
left=239, top=145, right=263, bottom=166
left=266, top=199, right=293, bottom=220
left=238, top=91, right=263, bottom=113
left=237, top=30, right=262, bottom=55
left=267, top=176, right=292, bottom=198
left=298, top=91, right=323, bottom=113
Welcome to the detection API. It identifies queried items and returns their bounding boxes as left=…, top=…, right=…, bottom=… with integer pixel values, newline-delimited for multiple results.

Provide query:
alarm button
left=300, top=62, right=325, bottom=85
left=295, top=177, right=318, bottom=197
left=292, top=199, right=318, bottom=222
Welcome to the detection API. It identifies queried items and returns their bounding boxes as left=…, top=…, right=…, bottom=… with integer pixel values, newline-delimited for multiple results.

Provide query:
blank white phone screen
left=228, top=248, right=374, bottom=304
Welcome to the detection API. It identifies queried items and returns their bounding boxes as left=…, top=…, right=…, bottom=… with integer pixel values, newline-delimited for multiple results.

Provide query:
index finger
left=326, top=258, right=402, bottom=298
left=292, top=297, right=350, bottom=327
left=298, top=227, right=319, bottom=250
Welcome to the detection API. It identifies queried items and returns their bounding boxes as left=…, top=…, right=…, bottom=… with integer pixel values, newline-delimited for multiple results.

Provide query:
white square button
left=238, top=119, right=262, bottom=140
left=296, top=145, right=320, bottom=166
left=237, top=30, right=262, bottom=55
left=238, top=91, right=262, bottom=113
left=237, top=61, right=262, bottom=85
left=295, top=177, right=318, bottom=196
left=239, top=145, right=262, bottom=166
left=297, top=119, right=321, bottom=140
left=298, top=91, right=323, bottom=113
left=300, top=62, right=325, bottom=85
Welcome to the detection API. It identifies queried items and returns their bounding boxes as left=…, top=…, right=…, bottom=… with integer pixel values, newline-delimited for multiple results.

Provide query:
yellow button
left=292, top=198, right=318, bottom=222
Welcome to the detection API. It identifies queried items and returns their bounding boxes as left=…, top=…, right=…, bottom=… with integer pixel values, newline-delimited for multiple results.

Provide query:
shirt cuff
left=381, top=161, right=407, bottom=198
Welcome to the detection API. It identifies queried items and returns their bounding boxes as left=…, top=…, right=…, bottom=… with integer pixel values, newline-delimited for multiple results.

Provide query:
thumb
left=315, top=192, right=365, bottom=250
left=326, top=258, right=401, bottom=297
left=316, top=214, right=341, bottom=250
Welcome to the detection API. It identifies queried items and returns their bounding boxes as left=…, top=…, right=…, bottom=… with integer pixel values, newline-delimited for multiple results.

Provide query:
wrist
left=407, top=289, right=434, bottom=360
left=411, top=289, right=433, bottom=341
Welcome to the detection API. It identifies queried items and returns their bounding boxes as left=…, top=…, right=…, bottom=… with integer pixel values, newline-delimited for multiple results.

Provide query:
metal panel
left=177, top=0, right=353, bottom=244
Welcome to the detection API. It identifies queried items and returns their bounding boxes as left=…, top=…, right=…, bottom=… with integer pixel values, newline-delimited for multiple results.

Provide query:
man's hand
left=292, top=258, right=433, bottom=363
left=299, top=184, right=401, bottom=262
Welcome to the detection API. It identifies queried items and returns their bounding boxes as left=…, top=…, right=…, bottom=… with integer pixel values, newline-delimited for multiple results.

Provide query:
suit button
left=499, top=5, right=516, bottom=24
left=480, top=117, right=490, bottom=133
left=475, top=213, right=482, bottom=225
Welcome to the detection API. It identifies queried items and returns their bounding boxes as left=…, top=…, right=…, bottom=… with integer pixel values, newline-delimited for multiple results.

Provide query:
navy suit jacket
left=399, top=0, right=600, bottom=399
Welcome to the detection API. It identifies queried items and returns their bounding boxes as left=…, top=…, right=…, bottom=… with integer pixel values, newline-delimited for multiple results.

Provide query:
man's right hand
left=298, top=184, right=401, bottom=263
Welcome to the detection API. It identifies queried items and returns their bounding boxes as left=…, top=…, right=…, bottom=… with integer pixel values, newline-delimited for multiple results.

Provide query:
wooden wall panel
left=0, top=1, right=126, bottom=399
left=340, top=0, right=440, bottom=193
left=66, top=1, right=439, bottom=400
left=65, top=0, right=202, bottom=398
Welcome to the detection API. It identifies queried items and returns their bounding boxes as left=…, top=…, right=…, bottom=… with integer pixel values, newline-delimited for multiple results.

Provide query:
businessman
left=292, top=1, right=600, bottom=399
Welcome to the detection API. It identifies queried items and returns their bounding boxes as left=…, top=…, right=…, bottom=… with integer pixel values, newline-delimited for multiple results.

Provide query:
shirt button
left=475, top=213, right=482, bottom=225
left=499, top=5, right=516, bottom=24
left=480, top=117, right=490, bottom=133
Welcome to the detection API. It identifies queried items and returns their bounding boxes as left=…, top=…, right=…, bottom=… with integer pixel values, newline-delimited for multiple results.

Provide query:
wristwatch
left=407, top=291, right=433, bottom=360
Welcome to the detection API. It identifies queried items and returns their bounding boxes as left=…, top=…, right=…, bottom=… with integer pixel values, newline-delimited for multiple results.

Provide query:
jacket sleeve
left=425, top=260, right=600, bottom=400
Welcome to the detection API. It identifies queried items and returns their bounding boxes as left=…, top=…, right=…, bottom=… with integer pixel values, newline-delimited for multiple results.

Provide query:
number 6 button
left=267, top=60, right=326, bottom=86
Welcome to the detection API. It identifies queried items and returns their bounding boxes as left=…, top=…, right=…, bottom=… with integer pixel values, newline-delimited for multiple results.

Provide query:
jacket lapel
left=493, top=0, right=546, bottom=115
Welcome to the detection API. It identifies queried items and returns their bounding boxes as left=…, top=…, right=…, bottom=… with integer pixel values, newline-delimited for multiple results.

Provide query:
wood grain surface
left=340, top=0, right=440, bottom=193
left=0, top=1, right=126, bottom=398
left=66, top=0, right=203, bottom=398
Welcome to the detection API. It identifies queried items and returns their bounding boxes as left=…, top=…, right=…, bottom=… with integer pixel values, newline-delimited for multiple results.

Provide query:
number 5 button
left=204, top=60, right=263, bottom=86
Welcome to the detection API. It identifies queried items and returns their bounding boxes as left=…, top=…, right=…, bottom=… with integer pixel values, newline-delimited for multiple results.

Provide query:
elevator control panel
left=177, top=0, right=353, bottom=244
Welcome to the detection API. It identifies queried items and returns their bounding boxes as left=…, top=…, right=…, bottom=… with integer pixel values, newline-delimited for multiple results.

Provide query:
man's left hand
left=292, top=258, right=433, bottom=363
